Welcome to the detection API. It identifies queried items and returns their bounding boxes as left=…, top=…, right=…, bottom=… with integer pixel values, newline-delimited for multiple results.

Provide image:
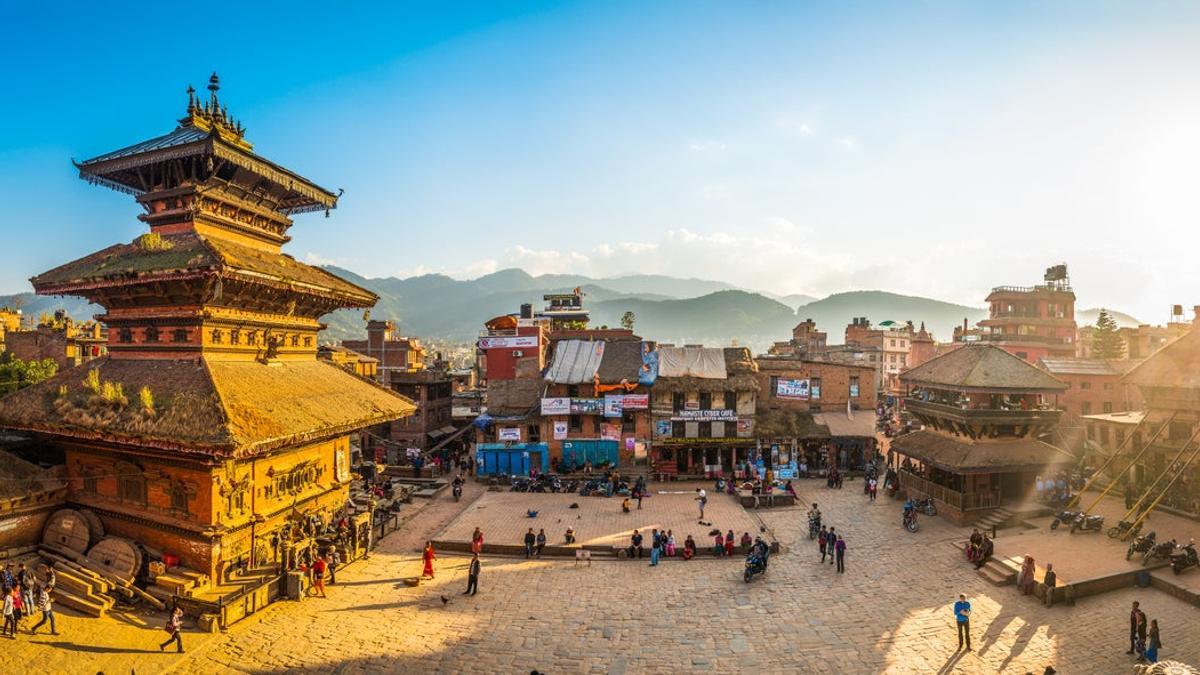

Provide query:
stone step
left=977, top=558, right=1017, bottom=586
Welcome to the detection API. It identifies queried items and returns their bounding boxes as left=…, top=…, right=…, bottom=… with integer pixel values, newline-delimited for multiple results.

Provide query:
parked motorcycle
left=1050, top=510, right=1081, bottom=531
left=1144, top=539, right=1178, bottom=566
left=903, top=510, right=919, bottom=533
left=1108, top=519, right=1143, bottom=540
left=1069, top=513, right=1105, bottom=534
left=914, top=496, right=938, bottom=517
left=1127, top=531, right=1157, bottom=561
left=1170, top=541, right=1198, bottom=575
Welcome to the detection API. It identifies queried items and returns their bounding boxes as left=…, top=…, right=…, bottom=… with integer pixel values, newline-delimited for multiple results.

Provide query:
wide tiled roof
left=901, top=344, right=1066, bottom=392
left=33, top=231, right=375, bottom=306
left=1037, top=358, right=1128, bottom=377
left=79, top=126, right=210, bottom=165
left=0, top=356, right=415, bottom=458
left=1122, top=327, right=1199, bottom=390
left=891, top=431, right=1074, bottom=474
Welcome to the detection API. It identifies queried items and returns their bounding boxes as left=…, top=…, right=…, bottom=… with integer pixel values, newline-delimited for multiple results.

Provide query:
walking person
left=1144, top=619, right=1161, bottom=664
left=835, top=535, right=846, bottom=573
left=524, top=529, right=536, bottom=559
left=818, top=526, right=829, bottom=563
left=954, top=594, right=972, bottom=651
left=327, top=548, right=340, bottom=585
left=2, top=586, right=14, bottom=638
left=827, top=527, right=836, bottom=565
left=666, top=530, right=676, bottom=557
left=868, top=478, right=878, bottom=502
left=536, top=529, right=547, bottom=559
left=635, top=487, right=644, bottom=510
left=17, top=565, right=34, bottom=612
left=422, top=541, right=437, bottom=578
left=695, top=488, right=707, bottom=520
left=159, top=605, right=185, bottom=653
left=464, top=553, right=481, bottom=596
left=30, top=585, right=56, bottom=636
left=471, top=527, right=484, bottom=555
left=650, top=529, right=662, bottom=566
left=1128, top=601, right=1147, bottom=656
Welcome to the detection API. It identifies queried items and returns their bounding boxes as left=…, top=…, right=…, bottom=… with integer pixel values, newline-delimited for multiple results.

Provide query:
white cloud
left=834, top=136, right=860, bottom=151
left=304, top=251, right=341, bottom=266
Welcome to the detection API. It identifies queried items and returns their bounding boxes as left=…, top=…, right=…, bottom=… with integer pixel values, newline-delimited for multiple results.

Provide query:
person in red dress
left=422, top=541, right=436, bottom=578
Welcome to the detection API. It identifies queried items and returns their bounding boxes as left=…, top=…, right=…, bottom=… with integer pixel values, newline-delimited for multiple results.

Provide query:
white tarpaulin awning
left=657, top=347, right=727, bottom=379
left=813, top=411, right=876, bottom=438
left=544, top=340, right=606, bottom=384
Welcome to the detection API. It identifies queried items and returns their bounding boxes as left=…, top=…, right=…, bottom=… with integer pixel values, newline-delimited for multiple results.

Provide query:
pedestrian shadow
left=329, top=577, right=410, bottom=587
left=995, top=615, right=1041, bottom=673
left=935, top=650, right=964, bottom=674
left=328, top=598, right=429, bottom=612
left=31, top=639, right=159, bottom=654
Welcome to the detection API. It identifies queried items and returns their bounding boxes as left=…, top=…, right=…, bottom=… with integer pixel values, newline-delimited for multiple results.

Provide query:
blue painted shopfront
left=476, top=443, right=550, bottom=476
left=560, top=440, right=620, bottom=470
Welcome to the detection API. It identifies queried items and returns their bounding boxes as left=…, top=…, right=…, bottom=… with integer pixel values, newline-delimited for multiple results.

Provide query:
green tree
left=0, top=355, right=58, bottom=395
left=1090, top=309, right=1125, bottom=360
left=620, top=311, right=636, bottom=331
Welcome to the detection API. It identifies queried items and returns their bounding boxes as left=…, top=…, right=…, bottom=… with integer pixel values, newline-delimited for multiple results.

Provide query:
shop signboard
left=621, top=394, right=649, bottom=409
left=553, top=422, right=568, bottom=440
left=604, top=395, right=624, bottom=417
left=674, top=409, right=736, bottom=421
left=570, top=398, right=604, bottom=415
left=849, top=383, right=860, bottom=398
left=601, top=423, right=621, bottom=441
left=498, top=427, right=521, bottom=441
left=776, top=378, right=811, bottom=400
left=477, top=335, right=540, bottom=349
left=540, top=397, right=570, bottom=415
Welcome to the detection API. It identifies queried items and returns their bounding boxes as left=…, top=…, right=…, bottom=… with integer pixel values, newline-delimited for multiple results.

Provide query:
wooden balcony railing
left=899, top=469, right=1001, bottom=511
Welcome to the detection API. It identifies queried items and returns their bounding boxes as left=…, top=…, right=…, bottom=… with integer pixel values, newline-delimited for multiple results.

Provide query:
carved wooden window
left=172, top=329, right=189, bottom=343
left=170, top=484, right=189, bottom=512
left=144, top=326, right=160, bottom=342
left=290, top=334, right=300, bottom=347
left=230, top=329, right=241, bottom=345
left=118, top=328, right=133, bottom=343
left=211, top=329, right=223, bottom=344
left=247, top=331, right=257, bottom=346
left=117, top=464, right=147, bottom=505
left=303, top=336, right=313, bottom=347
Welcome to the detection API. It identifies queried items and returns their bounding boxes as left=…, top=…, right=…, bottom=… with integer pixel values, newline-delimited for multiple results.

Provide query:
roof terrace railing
left=989, top=284, right=1073, bottom=294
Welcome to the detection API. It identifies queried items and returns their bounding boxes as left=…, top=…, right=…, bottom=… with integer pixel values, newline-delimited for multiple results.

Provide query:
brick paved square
left=439, top=481, right=763, bottom=551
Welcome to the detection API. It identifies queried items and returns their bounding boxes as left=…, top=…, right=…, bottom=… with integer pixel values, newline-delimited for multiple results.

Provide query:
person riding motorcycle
left=807, top=503, right=822, bottom=528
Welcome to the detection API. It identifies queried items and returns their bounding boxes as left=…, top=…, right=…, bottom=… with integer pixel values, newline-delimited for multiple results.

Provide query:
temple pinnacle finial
left=208, top=72, right=221, bottom=109
left=186, top=85, right=196, bottom=114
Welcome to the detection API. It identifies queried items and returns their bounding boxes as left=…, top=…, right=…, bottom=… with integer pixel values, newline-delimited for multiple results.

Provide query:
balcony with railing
left=904, top=398, right=1063, bottom=428
left=988, top=284, right=1074, bottom=295
left=899, top=469, right=1002, bottom=511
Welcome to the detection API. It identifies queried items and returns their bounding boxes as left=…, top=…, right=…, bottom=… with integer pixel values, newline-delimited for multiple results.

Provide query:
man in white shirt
left=695, top=488, right=707, bottom=519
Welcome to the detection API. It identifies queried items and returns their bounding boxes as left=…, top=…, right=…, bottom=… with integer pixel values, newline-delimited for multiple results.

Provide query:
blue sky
left=2, top=2, right=1199, bottom=326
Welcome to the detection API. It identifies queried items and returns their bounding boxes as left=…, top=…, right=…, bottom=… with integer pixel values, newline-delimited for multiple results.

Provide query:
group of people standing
left=2, top=562, right=56, bottom=639
left=1128, top=601, right=1164, bottom=664
left=809, top=503, right=848, bottom=573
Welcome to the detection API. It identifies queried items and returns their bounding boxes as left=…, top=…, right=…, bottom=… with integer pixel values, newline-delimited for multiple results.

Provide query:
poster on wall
left=737, top=419, right=753, bottom=434
left=849, top=383, right=860, bottom=398
left=776, top=378, right=811, bottom=400
left=498, top=427, right=521, bottom=441
left=570, top=398, right=603, bottom=415
left=601, top=423, right=621, bottom=441
left=541, top=397, right=570, bottom=415
left=624, top=437, right=635, bottom=451
left=621, top=394, right=649, bottom=409
left=553, top=421, right=568, bottom=440
left=655, top=420, right=672, bottom=437
left=604, top=395, right=625, bottom=418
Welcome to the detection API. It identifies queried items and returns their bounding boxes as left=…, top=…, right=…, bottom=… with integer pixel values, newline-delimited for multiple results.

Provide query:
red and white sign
left=477, top=335, right=540, bottom=349
left=621, top=394, right=649, bottom=409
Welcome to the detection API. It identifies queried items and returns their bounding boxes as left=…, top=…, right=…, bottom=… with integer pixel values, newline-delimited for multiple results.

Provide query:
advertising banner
left=737, top=419, right=753, bottom=434
left=625, top=436, right=635, bottom=451
left=849, top=383, right=860, bottom=398
left=656, top=420, right=672, bottom=436
left=540, top=397, right=570, bottom=415
left=674, top=409, right=736, bottom=421
left=498, top=427, right=521, bottom=441
left=776, top=378, right=811, bottom=400
left=621, top=394, right=649, bottom=409
left=553, top=421, right=568, bottom=440
left=570, top=398, right=603, bottom=415
left=477, top=335, right=540, bottom=349
left=601, top=423, right=621, bottom=441
left=638, top=342, right=659, bottom=385
left=604, top=395, right=624, bottom=418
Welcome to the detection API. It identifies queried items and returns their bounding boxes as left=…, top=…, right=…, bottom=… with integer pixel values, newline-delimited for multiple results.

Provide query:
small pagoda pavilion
left=892, top=344, right=1073, bottom=523
left=0, top=75, right=415, bottom=587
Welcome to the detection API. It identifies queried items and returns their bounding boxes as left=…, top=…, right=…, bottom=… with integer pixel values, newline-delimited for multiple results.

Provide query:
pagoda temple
left=891, top=344, right=1074, bottom=524
left=0, top=75, right=415, bottom=590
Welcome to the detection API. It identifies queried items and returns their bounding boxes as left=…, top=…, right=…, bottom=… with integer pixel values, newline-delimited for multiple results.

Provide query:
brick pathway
left=3, top=478, right=1199, bottom=674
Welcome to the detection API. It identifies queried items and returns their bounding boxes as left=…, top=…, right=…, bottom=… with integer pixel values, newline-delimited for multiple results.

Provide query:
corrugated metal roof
left=813, top=411, right=876, bottom=438
left=1037, top=358, right=1123, bottom=376
left=544, top=340, right=605, bottom=384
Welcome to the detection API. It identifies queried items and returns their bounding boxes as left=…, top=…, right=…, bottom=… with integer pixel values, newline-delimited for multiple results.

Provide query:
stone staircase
left=977, top=555, right=1023, bottom=586
left=974, top=507, right=1017, bottom=532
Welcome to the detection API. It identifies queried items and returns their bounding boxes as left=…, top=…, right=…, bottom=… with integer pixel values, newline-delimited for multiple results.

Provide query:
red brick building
left=976, top=264, right=1076, bottom=362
